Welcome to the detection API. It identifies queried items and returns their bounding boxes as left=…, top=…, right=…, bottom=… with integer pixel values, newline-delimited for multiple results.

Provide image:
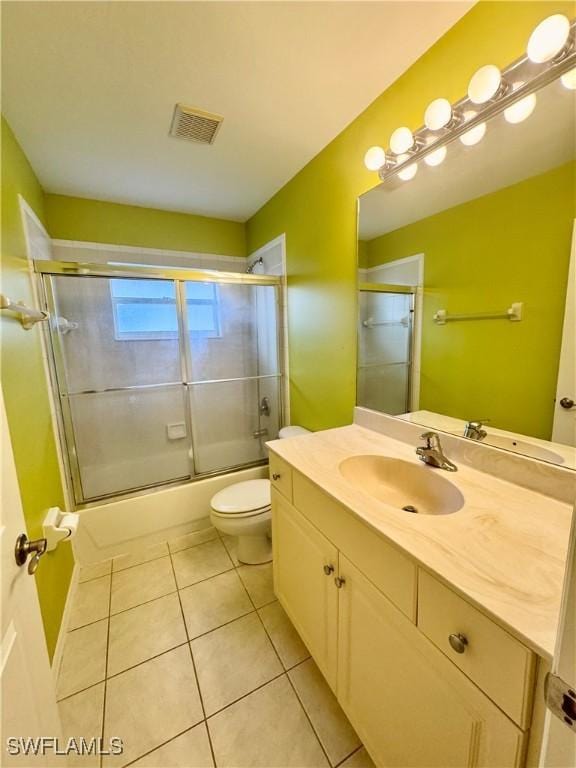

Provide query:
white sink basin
left=339, top=455, right=465, bottom=515
left=480, top=434, right=564, bottom=465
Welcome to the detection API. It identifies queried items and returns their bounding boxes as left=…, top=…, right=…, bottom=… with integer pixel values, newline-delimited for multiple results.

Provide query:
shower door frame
left=356, top=282, right=416, bottom=415
left=35, top=260, right=284, bottom=507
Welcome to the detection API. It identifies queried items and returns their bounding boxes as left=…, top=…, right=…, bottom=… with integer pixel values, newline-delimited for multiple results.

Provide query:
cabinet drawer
left=269, top=452, right=293, bottom=502
left=418, top=570, right=536, bottom=728
left=293, top=472, right=416, bottom=621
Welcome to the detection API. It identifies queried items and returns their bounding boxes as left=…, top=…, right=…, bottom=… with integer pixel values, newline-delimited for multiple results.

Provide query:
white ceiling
left=1, top=1, right=472, bottom=222
left=359, top=77, right=576, bottom=240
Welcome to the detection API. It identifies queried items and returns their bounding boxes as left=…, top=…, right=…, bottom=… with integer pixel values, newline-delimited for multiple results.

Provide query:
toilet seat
left=210, top=505, right=271, bottom=520
left=210, top=479, right=271, bottom=516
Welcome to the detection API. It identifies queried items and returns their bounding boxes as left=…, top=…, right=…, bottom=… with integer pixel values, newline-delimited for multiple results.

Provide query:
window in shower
left=111, top=279, right=220, bottom=340
left=42, top=267, right=282, bottom=505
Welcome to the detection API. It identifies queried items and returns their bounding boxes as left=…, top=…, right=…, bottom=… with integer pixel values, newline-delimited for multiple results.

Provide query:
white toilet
left=209, top=426, right=310, bottom=564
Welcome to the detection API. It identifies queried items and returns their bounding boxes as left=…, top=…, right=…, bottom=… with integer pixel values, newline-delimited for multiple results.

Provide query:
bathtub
left=73, top=464, right=268, bottom=565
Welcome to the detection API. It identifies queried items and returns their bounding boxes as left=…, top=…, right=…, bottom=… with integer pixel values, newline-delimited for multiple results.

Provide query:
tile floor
left=56, top=527, right=376, bottom=768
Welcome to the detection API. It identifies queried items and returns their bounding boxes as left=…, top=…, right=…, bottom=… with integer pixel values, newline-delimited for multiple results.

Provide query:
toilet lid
left=211, top=479, right=271, bottom=515
left=278, top=426, right=311, bottom=439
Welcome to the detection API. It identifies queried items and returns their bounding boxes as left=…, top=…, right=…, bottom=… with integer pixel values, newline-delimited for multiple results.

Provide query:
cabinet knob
left=272, top=473, right=281, bottom=481
left=323, top=564, right=334, bottom=576
left=448, top=633, right=468, bottom=654
left=334, top=576, right=346, bottom=589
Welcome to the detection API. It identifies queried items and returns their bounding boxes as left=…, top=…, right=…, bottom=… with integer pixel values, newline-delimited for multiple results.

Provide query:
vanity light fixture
left=527, top=14, right=571, bottom=63
left=396, top=155, right=418, bottom=180
left=363, top=16, right=575, bottom=183
left=424, top=98, right=453, bottom=131
left=390, top=127, right=415, bottom=155
left=504, top=92, right=537, bottom=124
left=561, top=67, right=576, bottom=89
left=364, top=146, right=387, bottom=171
left=424, top=146, right=447, bottom=167
left=459, top=112, right=486, bottom=146
left=468, top=64, right=505, bottom=104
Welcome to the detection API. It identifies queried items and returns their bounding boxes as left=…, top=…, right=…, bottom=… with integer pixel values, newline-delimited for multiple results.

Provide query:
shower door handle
left=253, top=429, right=269, bottom=439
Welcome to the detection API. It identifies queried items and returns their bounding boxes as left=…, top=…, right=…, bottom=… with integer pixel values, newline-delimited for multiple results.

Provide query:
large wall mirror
left=357, top=70, right=575, bottom=469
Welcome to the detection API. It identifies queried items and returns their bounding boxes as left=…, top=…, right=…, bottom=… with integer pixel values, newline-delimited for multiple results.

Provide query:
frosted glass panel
left=68, top=386, right=190, bottom=499
left=189, top=380, right=265, bottom=473
left=358, top=291, right=412, bottom=414
left=357, top=363, right=409, bottom=415
left=184, top=283, right=278, bottom=382
left=51, top=276, right=181, bottom=391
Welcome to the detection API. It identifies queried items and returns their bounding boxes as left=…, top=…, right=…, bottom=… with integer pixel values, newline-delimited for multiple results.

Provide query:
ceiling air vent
left=169, top=104, right=223, bottom=145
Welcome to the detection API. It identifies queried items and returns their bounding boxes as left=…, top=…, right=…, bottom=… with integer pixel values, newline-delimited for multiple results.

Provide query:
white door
left=1, top=389, right=61, bottom=765
left=541, top=510, right=576, bottom=766
left=552, top=221, right=576, bottom=446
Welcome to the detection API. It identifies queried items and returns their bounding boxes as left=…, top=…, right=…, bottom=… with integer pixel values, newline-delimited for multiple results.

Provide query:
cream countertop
left=267, top=424, right=573, bottom=660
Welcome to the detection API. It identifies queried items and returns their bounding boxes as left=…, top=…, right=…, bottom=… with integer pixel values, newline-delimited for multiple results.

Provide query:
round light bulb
left=364, top=146, right=386, bottom=171
left=459, top=114, right=486, bottom=146
left=424, top=98, right=453, bottom=131
left=424, top=146, right=447, bottom=167
left=396, top=154, right=418, bottom=181
left=561, top=67, right=576, bottom=90
left=468, top=64, right=502, bottom=104
left=390, top=127, right=414, bottom=155
left=527, top=14, right=570, bottom=63
left=504, top=93, right=537, bottom=124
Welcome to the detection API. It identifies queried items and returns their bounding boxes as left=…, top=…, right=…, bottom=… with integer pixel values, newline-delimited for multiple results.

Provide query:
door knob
left=560, top=397, right=575, bottom=410
left=14, top=533, right=47, bottom=575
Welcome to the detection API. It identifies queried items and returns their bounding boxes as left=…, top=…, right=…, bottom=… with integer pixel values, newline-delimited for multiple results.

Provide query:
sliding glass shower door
left=357, top=287, right=414, bottom=415
left=43, top=266, right=282, bottom=504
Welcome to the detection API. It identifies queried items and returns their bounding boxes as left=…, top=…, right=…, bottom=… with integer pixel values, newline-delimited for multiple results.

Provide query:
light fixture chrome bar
left=34, top=259, right=282, bottom=286
left=378, top=19, right=576, bottom=183
left=0, top=293, right=49, bottom=330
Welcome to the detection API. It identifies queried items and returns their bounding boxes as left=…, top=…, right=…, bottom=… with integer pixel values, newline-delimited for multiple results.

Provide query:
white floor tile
left=171, top=539, right=233, bottom=589
left=110, top=557, right=176, bottom=614
left=131, top=723, right=214, bottom=767
left=108, top=593, right=187, bottom=676
left=191, top=613, right=282, bottom=715
left=180, top=570, right=253, bottom=639
left=219, top=534, right=239, bottom=566
left=168, top=527, right=218, bottom=554
left=79, top=560, right=112, bottom=582
left=68, top=576, right=110, bottom=630
left=339, top=747, right=377, bottom=768
left=58, top=683, right=105, bottom=767
left=258, top=601, right=309, bottom=669
left=237, top=563, right=275, bottom=608
left=289, top=658, right=360, bottom=766
left=103, top=646, right=203, bottom=767
left=57, top=620, right=108, bottom=700
left=208, top=675, right=329, bottom=767
left=112, top=541, right=169, bottom=572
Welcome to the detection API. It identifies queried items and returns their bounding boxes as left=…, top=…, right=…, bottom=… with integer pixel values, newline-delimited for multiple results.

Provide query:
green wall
left=246, top=1, right=575, bottom=431
left=1, top=117, right=74, bottom=659
left=45, top=194, right=247, bottom=257
left=366, top=162, right=575, bottom=439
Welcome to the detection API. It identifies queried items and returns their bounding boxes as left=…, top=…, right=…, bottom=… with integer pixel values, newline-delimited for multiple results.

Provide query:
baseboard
left=51, top=560, right=80, bottom=686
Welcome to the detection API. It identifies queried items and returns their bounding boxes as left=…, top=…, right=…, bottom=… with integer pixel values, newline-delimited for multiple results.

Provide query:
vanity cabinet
left=271, top=467, right=532, bottom=768
left=272, top=491, right=339, bottom=688
left=338, top=555, right=524, bottom=767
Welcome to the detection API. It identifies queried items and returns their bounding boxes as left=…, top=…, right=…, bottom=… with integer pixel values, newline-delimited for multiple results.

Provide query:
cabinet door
left=272, top=489, right=339, bottom=689
left=337, top=556, right=525, bottom=768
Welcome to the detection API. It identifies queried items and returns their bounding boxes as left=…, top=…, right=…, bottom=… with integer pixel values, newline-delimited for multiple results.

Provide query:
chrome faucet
left=416, top=432, right=458, bottom=472
left=464, top=420, right=488, bottom=441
